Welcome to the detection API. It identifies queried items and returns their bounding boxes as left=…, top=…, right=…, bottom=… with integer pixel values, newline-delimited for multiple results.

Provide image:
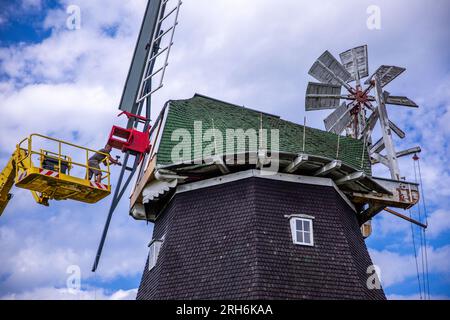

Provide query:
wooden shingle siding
left=137, top=177, right=385, bottom=300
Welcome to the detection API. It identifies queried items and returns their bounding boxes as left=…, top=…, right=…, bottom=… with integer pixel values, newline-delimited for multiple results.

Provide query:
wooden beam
left=314, top=160, right=342, bottom=177
left=374, top=76, right=401, bottom=180
left=371, top=153, right=389, bottom=167
left=360, top=204, right=386, bottom=223
left=371, top=147, right=421, bottom=165
left=284, top=154, right=309, bottom=173
left=335, top=171, right=366, bottom=186
left=385, top=208, right=427, bottom=229
left=129, top=156, right=157, bottom=210
left=361, top=108, right=379, bottom=138
left=396, top=147, right=421, bottom=159
left=370, top=138, right=385, bottom=154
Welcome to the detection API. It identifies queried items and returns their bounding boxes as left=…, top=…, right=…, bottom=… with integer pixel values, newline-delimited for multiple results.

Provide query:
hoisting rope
left=336, top=134, right=340, bottom=160
left=415, top=154, right=431, bottom=299
left=408, top=207, right=422, bottom=300
left=412, top=153, right=431, bottom=300
left=302, top=117, right=306, bottom=152
left=94, top=271, right=97, bottom=300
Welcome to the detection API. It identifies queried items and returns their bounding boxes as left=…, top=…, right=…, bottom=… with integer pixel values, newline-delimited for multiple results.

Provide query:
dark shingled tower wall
left=136, top=177, right=386, bottom=300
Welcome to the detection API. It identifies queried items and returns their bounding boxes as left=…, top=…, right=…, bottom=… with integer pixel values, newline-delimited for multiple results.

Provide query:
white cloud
left=370, top=248, right=418, bottom=288
left=388, top=293, right=450, bottom=300
left=371, top=207, right=450, bottom=242
left=0, top=200, right=151, bottom=295
left=370, top=245, right=450, bottom=288
left=372, top=211, right=411, bottom=240
left=21, top=0, right=42, bottom=10
left=427, top=210, right=450, bottom=239
left=1, top=287, right=137, bottom=300
left=109, top=288, right=138, bottom=300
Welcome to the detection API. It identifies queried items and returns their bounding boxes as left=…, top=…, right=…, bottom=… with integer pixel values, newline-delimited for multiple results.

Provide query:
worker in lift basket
left=88, top=144, right=121, bottom=183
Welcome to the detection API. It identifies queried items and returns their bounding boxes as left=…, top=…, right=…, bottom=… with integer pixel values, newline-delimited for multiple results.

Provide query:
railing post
left=28, top=136, right=32, bottom=169
left=86, top=150, right=89, bottom=180
left=58, top=141, right=62, bottom=175
left=15, top=144, right=19, bottom=178
left=107, top=157, right=110, bottom=187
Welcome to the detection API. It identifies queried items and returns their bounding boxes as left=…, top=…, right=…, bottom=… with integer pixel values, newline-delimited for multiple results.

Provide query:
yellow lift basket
left=14, top=134, right=112, bottom=205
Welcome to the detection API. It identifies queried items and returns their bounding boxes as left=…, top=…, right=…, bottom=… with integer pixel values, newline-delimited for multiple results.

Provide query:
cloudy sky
left=0, top=0, right=449, bottom=300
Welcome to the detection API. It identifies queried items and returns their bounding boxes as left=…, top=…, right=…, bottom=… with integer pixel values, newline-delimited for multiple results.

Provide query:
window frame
left=288, top=215, right=314, bottom=247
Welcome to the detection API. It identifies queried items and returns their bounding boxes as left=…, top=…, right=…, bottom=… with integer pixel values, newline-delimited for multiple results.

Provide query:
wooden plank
left=129, top=156, right=157, bottom=209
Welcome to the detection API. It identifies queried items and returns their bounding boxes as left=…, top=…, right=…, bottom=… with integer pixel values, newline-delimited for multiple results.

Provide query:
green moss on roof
left=156, top=94, right=371, bottom=175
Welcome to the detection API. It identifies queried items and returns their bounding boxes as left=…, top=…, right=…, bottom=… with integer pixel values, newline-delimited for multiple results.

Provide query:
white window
left=148, top=239, right=163, bottom=270
left=289, top=216, right=314, bottom=246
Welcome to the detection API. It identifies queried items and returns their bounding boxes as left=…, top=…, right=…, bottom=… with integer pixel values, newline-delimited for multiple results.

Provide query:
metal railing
left=16, top=134, right=111, bottom=186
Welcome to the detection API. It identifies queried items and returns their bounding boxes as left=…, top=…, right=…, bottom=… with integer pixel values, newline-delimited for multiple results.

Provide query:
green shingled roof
left=156, top=94, right=372, bottom=175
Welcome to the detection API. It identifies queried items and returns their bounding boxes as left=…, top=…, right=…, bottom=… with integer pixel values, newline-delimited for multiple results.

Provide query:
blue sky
left=0, top=0, right=449, bottom=299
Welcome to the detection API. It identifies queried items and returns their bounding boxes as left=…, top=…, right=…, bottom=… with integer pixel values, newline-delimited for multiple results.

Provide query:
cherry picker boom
left=0, top=134, right=112, bottom=216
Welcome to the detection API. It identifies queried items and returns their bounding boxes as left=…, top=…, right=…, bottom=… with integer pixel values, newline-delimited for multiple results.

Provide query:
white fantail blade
left=365, top=98, right=406, bottom=139
left=388, top=120, right=406, bottom=139
left=309, top=51, right=353, bottom=86
left=385, top=95, right=419, bottom=108
left=361, top=108, right=379, bottom=137
left=324, top=102, right=353, bottom=134
left=305, top=82, right=342, bottom=111
left=339, top=45, right=369, bottom=82
left=365, top=65, right=406, bottom=87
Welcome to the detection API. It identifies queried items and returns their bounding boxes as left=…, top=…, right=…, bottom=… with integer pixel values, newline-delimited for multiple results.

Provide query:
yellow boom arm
left=0, top=149, right=27, bottom=216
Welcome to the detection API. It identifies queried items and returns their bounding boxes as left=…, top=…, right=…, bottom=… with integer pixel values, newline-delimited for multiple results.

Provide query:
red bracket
left=107, top=112, right=151, bottom=161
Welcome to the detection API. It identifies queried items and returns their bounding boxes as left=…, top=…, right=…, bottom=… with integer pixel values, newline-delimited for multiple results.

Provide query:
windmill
left=305, top=45, right=420, bottom=180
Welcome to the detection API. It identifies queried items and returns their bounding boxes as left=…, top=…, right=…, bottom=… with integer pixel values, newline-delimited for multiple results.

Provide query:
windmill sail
left=305, top=82, right=342, bottom=111
left=119, top=0, right=163, bottom=114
